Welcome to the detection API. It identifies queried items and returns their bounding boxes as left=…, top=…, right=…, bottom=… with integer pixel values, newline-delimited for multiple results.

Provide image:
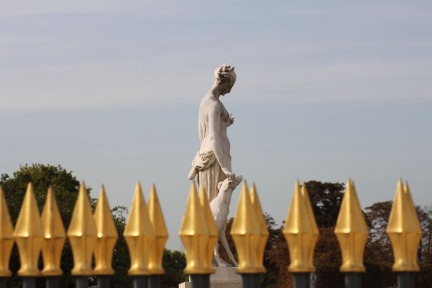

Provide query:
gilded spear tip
left=231, top=182, right=263, bottom=273
left=67, top=183, right=97, bottom=276
left=148, top=184, right=169, bottom=275
left=283, top=181, right=318, bottom=273
left=41, top=187, right=66, bottom=276
left=124, top=182, right=154, bottom=275
left=249, top=184, right=268, bottom=273
left=198, top=185, right=217, bottom=273
left=0, top=186, right=14, bottom=277
left=334, top=179, right=368, bottom=272
left=386, top=179, right=422, bottom=272
left=179, top=182, right=213, bottom=274
left=14, top=182, right=44, bottom=276
left=94, top=185, right=118, bottom=275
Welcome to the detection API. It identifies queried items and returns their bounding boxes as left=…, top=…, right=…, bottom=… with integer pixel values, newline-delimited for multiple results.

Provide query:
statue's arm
left=208, top=103, right=232, bottom=176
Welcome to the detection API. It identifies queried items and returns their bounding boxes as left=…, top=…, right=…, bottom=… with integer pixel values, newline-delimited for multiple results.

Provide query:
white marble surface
left=188, top=64, right=241, bottom=267
left=179, top=268, right=242, bottom=288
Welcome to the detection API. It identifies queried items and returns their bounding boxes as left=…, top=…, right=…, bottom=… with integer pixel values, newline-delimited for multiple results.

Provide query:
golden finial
left=0, top=186, right=14, bottom=277
left=283, top=180, right=319, bottom=272
left=13, top=183, right=44, bottom=276
left=386, top=179, right=422, bottom=272
left=334, top=179, right=368, bottom=272
left=148, top=184, right=169, bottom=275
left=179, top=182, right=213, bottom=274
left=124, top=182, right=155, bottom=275
left=41, top=187, right=66, bottom=276
left=230, top=181, right=263, bottom=273
left=67, top=183, right=97, bottom=275
left=249, top=184, right=269, bottom=273
left=94, top=185, right=118, bottom=275
left=198, top=185, right=218, bottom=271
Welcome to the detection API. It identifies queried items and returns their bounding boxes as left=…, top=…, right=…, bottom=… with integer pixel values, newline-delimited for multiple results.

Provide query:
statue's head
left=214, top=64, right=236, bottom=95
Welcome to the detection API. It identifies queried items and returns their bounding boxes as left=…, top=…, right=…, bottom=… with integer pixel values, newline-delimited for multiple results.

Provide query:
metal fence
left=0, top=179, right=423, bottom=288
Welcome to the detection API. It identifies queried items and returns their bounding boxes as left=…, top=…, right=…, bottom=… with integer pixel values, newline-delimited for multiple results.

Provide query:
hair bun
left=214, top=64, right=236, bottom=83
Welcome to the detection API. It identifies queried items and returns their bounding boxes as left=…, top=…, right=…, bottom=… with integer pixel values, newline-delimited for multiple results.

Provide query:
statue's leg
left=214, top=240, right=224, bottom=267
left=220, top=225, right=238, bottom=266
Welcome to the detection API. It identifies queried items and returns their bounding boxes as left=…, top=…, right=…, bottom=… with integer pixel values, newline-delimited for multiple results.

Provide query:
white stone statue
left=188, top=64, right=243, bottom=267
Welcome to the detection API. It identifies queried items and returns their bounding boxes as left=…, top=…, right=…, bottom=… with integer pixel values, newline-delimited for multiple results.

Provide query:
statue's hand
left=223, top=170, right=235, bottom=182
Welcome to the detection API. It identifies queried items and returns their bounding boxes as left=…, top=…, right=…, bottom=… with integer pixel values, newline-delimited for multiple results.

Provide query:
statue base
left=179, top=267, right=242, bottom=288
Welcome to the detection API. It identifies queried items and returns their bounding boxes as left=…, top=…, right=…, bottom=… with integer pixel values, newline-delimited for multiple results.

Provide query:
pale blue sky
left=1, top=1, right=431, bottom=249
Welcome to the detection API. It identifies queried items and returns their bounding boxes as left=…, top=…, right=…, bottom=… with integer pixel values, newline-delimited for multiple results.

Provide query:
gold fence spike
left=230, top=181, right=262, bottom=273
left=179, top=182, right=213, bottom=274
left=0, top=186, right=14, bottom=277
left=13, top=183, right=43, bottom=276
left=124, top=182, right=155, bottom=275
left=41, top=187, right=66, bottom=276
left=334, top=179, right=368, bottom=272
left=198, top=185, right=218, bottom=272
left=94, top=185, right=118, bottom=275
left=249, top=184, right=269, bottom=273
left=386, top=179, right=422, bottom=272
left=148, top=184, right=169, bottom=275
left=283, top=180, right=319, bottom=273
left=67, top=183, right=97, bottom=275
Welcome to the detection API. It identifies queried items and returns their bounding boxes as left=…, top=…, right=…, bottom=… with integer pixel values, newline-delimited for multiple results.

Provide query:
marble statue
left=188, top=64, right=243, bottom=267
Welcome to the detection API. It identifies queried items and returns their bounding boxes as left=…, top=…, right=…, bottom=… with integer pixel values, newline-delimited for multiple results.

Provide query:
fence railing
left=0, top=179, right=423, bottom=288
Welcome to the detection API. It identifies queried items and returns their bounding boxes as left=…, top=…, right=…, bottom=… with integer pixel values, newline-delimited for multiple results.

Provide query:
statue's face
left=219, top=80, right=235, bottom=96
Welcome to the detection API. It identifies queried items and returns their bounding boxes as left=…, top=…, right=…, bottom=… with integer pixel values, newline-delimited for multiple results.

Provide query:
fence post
left=231, top=183, right=268, bottom=288
left=283, top=181, right=319, bottom=288
left=67, top=184, right=97, bottom=288
left=124, top=183, right=155, bottom=288
left=180, top=183, right=216, bottom=288
left=41, top=187, right=66, bottom=288
left=0, top=187, right=14, bottom=288
left=387, top=180, right=422, bottom=288
left=13, top=183, right=43, bottom=288
left=334, top=180, right=368, bottom=288
left=94, top=186, right=119, bottom=288
left=147, top=185, right=168, bottom=288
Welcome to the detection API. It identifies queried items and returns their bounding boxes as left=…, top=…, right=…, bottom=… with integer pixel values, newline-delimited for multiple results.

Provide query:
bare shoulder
left=201, top=97, right=222, bottom=115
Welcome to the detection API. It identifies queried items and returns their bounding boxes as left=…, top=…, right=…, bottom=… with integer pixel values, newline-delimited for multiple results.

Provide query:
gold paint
left=386, top=179, right=422, bottom=272
left=13, top=183, right=43, bottom=276
left=334, top=179, right=368, bottom=272
left=94, top=185, right=118, bottom=275
left=198, top=185, right=218, bottom=272
left=230, top=182, right=263, bottom=273
left=283, top=181, right=319, bottom=273
left=124, top=183, right=155, bottom=275
left=148, top=184, right=169, bottom=275
left=0, top=186, right=14, bottom=277
left=179, top=182, right=213, bottom=274
left=249, top=184, right=268, bottom=273
left=67, top=183, right=97, bottom=275
left=41, top=187, right=66, bottom=276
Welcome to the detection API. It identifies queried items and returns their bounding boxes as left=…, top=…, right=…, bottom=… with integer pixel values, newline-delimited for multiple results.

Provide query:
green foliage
left=0, top=164, right=189, bottom=288
left=3, top=168, right=432, bottom=288
left=1, top=164, right=82, bottom=288
left=1, top=164, right=81, bottom=225
left=161, top=249, right=187, bottom=288
left=304, top=180, right=344, bottom=228
left=313, top=263, right=344, bottom=288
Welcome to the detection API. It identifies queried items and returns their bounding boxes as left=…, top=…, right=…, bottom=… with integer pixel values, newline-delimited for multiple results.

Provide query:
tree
left=217, top=181, right=345, bottom=288
left=0, top=164, right=130, bottom=288
left=1, top=164, right=84, bottom=288
left=364, top=201, right=393, bottom=264
left=1, top=164, right=189, bottom=288
left=304, top=181, right=345, bottom=228
left=161, top=249, right=187, bottom=288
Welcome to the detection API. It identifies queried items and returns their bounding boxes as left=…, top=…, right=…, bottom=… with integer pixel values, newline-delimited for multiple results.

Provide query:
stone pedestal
left=179, top=267, right=242, bottom=288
